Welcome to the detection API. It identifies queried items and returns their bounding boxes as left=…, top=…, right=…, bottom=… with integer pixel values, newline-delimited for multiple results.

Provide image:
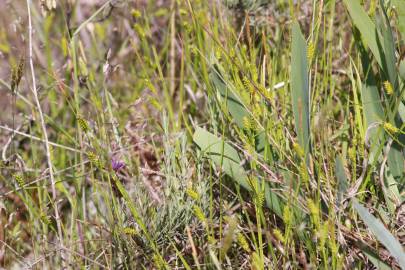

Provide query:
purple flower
left=111, top=159, right=125, bottom=172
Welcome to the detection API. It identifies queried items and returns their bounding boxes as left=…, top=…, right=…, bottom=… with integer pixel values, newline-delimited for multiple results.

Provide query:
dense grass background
left=0, top=0, right=404, bottom=269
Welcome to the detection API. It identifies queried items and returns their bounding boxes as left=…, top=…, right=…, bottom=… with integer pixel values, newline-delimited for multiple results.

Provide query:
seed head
left=237, top=232, right=250, bottom=252
left=383, top=81, right=394, bottom=95
left=77, top=116, right=90, bottom=133
left=13, top=173, right=24, bottom=188
left=122, top=227, right=137, bottom=235
left=186, top=188, right=199, bottom=201
left=87, top=151, right=102, bottom=168
left=384, top=122, right=399, bottom=134
left=307, top=41, right=315, bottom=62
left=193, top=205, right=206, bottom=223
left=273, top=228, right=285, bottom=243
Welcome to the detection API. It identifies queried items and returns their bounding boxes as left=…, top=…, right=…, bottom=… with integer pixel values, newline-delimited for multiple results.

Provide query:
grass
left=0, top=0, right=404, bottom=269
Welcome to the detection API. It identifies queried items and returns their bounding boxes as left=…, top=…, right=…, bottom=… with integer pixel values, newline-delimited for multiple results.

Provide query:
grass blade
left=353, top=199, right=405, bottom=269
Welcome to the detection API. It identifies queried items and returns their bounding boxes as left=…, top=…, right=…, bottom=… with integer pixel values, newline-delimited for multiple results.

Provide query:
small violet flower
left=111, top=159, right=125, bottom=172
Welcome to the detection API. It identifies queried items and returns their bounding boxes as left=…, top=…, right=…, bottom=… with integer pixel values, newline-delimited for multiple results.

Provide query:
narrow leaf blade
left=353, top=199, right=405, bottom=269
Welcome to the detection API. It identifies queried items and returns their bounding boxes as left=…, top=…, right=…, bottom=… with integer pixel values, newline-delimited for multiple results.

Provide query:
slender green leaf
left=353, top=199, right=405, bottom=269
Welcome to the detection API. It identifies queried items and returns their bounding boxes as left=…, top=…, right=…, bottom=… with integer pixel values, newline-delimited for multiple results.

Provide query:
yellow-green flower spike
left=273, top=228, right=285, bottom=243
left=186, top=188, right=200, bottom=201
left=193, top=205, right=206, bottom=223
left=383, top=81, right=394, bottom=95
left=237, top=232, right=250, bottom=252
left=77, top=116, right=90, bottom=133
left=13, top=173, right=25, bottom=188
left=384, top=122, right=399, bottom=134
left=307, top=40, right=315, bottom=62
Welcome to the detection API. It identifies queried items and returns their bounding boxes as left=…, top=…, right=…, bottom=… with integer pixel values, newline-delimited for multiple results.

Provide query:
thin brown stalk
left=25, top=0, right=65, bottom=264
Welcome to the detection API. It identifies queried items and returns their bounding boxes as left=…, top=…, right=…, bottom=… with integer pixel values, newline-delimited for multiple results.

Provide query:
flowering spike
left=383, top=81, right=394, bottom=95
left=383, top=122, right=399, bottom=134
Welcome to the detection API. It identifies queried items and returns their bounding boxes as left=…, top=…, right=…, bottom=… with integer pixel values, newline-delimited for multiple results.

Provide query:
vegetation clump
left=0, top=0, right=404, bottom=268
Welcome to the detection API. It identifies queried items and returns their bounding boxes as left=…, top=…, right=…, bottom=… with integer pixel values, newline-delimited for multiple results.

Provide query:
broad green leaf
left=291, top=22, right=310, bottom=160
left=380, top=6, right=405, bottom=202
left=379, top=0, right=398, bottom=88
left=361, top=81, right=383, bottom=130
left=210, top=68, right=267, bottom=153
left=210, top=70, right=248, bottom=129
left=356, top=27, right=404, bottom=210
left=399, top=60, right=405, bottom=81
left=343, top=0, right=384, bottom=68
left=399, top=102, right=405, bottom=124
left=193, top=127, right=282, bottom=216
left=335, top=156, right=348, bottom=207
left=193, top=127, right=250, bottom=190
left=363, top=249, right=393, bottom=270
left=393, top=0, right=405, bottom=39
left=361, top=79, right=384, bottom=163
left=353, top=199, right=405, bottom=269
left=386, top=146, right=404, bottom=200
left=383, top=167, right=401, bottom=213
